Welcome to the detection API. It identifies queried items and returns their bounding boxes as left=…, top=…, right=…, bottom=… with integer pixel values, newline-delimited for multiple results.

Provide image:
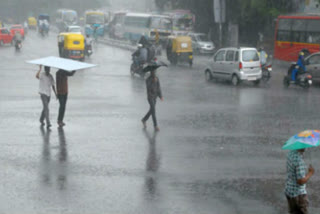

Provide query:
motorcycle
left=130, top=56, right=146, bottom=78
left=283, top=63, right=312, bottom=89
left=15, top=40, right=22, bottom=51
left=261, top=62, right=272, bottom=82
left=85, top=44, right=93, bottom=57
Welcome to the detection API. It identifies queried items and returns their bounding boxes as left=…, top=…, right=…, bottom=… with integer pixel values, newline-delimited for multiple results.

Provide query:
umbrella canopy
left=143, top=61, right=167, bottom=73
left=282, top=130, right=320, bottom=150
left=26, top=56, right=96, bottom=72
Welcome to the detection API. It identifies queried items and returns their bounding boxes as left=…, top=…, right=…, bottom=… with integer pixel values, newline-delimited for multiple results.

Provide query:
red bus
left=274, top=14, right=320, bottom=61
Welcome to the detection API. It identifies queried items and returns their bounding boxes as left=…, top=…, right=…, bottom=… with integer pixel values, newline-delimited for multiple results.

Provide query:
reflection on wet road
left=0, top=31, right=319, bottom=213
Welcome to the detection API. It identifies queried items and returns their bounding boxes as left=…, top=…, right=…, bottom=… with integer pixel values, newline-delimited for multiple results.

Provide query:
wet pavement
left=1, top=31, right=320, bottom=214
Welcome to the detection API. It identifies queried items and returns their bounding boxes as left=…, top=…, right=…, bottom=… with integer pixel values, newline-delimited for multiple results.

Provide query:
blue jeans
left=291, top=68, right=298, bottom=81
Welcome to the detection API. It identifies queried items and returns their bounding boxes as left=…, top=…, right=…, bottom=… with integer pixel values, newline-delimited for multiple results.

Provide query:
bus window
left=277, top=30, right=291, bottom=41
left=278, top=19, right=291, bottom=31
left=277, top=19, right=292, bottom=42
left=291, top=19, right=307, bottom=43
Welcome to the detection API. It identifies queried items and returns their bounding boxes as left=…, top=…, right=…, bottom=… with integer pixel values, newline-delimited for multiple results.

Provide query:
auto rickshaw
left=58, top=33, right=85, bottom=61
left=28, top=17, right=37, bottom=30
left=166, top=36, right=193, bottom=66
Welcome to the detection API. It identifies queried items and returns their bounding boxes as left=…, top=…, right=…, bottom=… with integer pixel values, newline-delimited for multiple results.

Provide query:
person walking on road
left=142, top=70, right=163, bottom=132
left=56, top=69, right=76, bottom=127
left=36, top=65, right=57, bottom=128
left=285, top=149, right=315, bottom=214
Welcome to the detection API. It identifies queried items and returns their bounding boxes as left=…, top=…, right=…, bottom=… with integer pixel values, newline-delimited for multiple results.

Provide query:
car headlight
left=268, top=67, right=272, bottom=71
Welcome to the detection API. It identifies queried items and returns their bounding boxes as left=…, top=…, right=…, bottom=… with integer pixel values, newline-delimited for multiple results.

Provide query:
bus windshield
left=64, top=12, right=77, bottom=23
left=150, top=17, right=172, bottom=31
left=86, top=14, right=104, bottom=24
left=124, top=16, right=149, bottom=28
left=173, top=18, right=193, bottom=31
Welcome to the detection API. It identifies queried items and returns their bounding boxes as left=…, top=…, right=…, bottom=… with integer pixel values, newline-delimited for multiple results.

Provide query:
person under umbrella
left=141, top=62, right=166, bottom=132
left=282, top=130, right=318, bottom=214
left=56, top=69, right=76, bottom=127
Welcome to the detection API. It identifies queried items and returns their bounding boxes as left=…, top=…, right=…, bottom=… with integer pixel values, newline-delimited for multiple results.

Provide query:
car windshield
left=70, top=27, right=80, bottom=32
left=196, top=35, right=209, bottom=42
left=86, top=14, right=104, bottom=24
left=242, top=50, right=259, bottom=62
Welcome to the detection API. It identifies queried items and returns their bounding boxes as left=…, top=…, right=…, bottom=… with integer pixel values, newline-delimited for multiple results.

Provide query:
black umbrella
left=143, top=61, right=168, bottom=73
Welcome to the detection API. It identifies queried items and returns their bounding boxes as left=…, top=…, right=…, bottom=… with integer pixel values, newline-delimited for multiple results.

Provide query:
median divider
left=98, top=37, right=136, bottom=52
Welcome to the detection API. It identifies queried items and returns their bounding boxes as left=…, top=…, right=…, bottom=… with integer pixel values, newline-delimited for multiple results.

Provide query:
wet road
left=1, top=31, right=320, bottom=214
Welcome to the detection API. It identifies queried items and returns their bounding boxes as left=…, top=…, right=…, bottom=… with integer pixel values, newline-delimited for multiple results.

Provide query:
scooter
left=15, top=40, right=22, bottom=51
left=261, top=62, right=272, bottom=82
left=283, top=63, right=312, bottom=89
left=85, top=44, right=93, bottom=57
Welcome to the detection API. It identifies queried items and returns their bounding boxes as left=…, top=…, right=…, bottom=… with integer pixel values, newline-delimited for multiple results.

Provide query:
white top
left=39, top=72, right=54, bottom=97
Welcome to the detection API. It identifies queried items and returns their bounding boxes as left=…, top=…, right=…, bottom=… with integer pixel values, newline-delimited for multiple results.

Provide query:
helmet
left=137, top=43, right=143, bottom=49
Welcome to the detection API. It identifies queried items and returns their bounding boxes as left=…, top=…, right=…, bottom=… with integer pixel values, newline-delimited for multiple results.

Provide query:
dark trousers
left=57, top=94, right=68, bottom=123
left=286, top=194, right=309, bottom=214
left=40, top=94, right=51, bottom=124
left=142, top=98, right=157, bottom=127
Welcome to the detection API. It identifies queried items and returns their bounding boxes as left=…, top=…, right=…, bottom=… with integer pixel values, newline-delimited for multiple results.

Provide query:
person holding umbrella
left=141, top=62, right=166, bottom=132
left=283, top=130, right=318, bottom=214
left=36, top=65, right=57, bottom=128
left=56, top=69, right=76, bottom=127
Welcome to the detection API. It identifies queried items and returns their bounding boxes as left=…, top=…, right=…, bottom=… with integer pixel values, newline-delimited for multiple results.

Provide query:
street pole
left=219, top=0, right=222, bottom=47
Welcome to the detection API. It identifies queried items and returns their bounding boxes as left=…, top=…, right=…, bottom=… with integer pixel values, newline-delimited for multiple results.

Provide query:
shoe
left=142, top=120, right=147, bottom=129
left=155, top=126, right=160, bottom=132
left=46, top=124, right=52, bottom=129
left=40, top=120, right=45, bottom=126
left=58, top=122, right=65, bottom=127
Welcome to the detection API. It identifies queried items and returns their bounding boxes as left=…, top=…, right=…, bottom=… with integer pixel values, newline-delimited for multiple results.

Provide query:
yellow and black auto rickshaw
left=28, top=17, right=37, bottom=30
left=58, top=33, right=85, bottom=61
left=166, top=36, right=193, bottom=66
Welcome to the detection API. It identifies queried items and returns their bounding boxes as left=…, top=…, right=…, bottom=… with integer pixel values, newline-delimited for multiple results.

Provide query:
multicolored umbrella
left=282, top=130, right=320, bottom=150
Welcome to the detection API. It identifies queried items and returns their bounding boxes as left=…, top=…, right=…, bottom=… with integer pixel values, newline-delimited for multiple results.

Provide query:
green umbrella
left=282, top=130, right=320, bottom=150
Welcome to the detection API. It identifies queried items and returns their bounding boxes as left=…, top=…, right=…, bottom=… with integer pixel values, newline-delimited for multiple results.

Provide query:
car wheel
left=253, top=80, right=260, bottom=86
left=283, top=76, right=290, bottom=88
left=231, top=74, right=239, bottom=86
left=205, top=70, right=212, bottom=82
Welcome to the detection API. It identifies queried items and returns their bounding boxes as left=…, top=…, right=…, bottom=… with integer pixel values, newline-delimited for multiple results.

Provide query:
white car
left=188, top=33, right=215, bottom=54
left=66, top=25, right=82, bottom=34
left=205, top=47, right=262, bottom=85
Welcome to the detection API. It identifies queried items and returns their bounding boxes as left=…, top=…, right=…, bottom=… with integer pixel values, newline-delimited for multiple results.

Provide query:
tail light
left=154, top=58, right=157, bottom=61
left=239, top=62, right=243, bottom=70
left=307, top=75, right=312, bottom=79
left=260, top=63, right=262, bottom=68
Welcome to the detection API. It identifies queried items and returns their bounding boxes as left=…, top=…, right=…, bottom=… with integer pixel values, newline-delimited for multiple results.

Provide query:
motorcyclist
left=132, top=43, right=148, bottom=66
left=291, top=51, right=306, bottom=83
left=258, top=47, right=268, bottom=66
left=13, top=32, right=22, bottom=43
left=13, top=32, right=22, bottom=49
left=85, top=34, right=93, bottom=55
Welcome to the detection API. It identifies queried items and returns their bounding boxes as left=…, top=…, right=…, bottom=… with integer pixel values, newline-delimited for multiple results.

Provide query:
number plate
left=247, top=77, right=257, bottom=81
left=308, top=80, right=312, bottom=85
left=181, top=43, right=188, bottom=48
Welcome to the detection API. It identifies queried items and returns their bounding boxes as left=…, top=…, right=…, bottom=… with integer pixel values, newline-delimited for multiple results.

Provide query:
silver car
left=188, top=33, right=215, bottom=54
left=205, top=47, right=262, bottom=85
left=304, top=52, right=320, bottom=82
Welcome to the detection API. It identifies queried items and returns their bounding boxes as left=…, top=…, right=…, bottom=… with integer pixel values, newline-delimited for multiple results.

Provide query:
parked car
left=204, top=47, right=262, bottom=85
left=188, top=33, right=215, bottom=54
left=0, top=28, right=13, bottom=46
left=66, top=25, right=82, bottom=34
left=10, top=24, right=25, bottom=39
left=304, top=52, right=320, bottom=82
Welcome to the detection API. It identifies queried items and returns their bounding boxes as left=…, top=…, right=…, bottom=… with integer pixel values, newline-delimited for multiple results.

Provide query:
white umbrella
left=26, top=56, right=97, bottom=72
